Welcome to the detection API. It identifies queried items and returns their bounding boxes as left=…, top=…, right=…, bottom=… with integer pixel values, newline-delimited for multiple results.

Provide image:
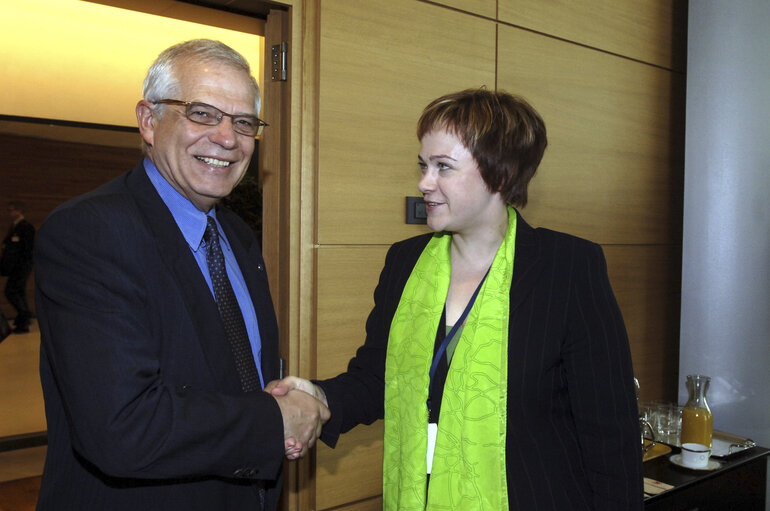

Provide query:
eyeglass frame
left=152, top=99, right=269, bottom=137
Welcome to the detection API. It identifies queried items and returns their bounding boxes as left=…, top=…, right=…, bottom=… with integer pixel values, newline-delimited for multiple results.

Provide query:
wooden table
left=644, top=444, right=769, bottom=510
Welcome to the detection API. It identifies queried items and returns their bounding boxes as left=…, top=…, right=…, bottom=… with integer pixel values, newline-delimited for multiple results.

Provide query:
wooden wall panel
left=316, top=246, right=387, bottom=507
left=316, top=423, right=383, bottom=510
left=605, top=245, right=681, bottom=403
left=497, top=26, right=684, bottom=245
left=317, top=0, right=495, bottom=245
left=425, top=0, right=496, bottom=19
left=0, top=121, right=140, bottom=149
left=316, top=247, right=387, bottom=379
left=0, top=133, right=141, bottom=318
left=498, top=0, right=687, bottom=71
left=0, top=133, right=142, bottom=228
left=322, top=495, right=382, bottom=511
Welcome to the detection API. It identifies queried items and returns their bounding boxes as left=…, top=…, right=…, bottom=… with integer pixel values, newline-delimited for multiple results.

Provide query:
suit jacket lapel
left=509, top=210, right=544, bottom=313
left=124, top=163, right=244, bottom=393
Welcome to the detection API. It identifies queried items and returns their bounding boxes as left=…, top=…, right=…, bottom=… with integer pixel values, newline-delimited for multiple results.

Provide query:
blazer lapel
left=509, top=211, right=545, bottom=313
left=124, top=164, right=244, bottom=393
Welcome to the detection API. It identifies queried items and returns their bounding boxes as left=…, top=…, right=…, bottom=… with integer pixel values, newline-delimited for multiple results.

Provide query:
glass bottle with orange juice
left=680, top=374, right=713, bottom=447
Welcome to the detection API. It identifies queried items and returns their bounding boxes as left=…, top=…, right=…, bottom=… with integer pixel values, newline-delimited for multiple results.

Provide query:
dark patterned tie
left=204, top=216, right=261, bottom=392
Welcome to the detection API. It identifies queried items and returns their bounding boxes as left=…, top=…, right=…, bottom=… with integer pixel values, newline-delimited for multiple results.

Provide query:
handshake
left=265, top=377, right=330, bottom=460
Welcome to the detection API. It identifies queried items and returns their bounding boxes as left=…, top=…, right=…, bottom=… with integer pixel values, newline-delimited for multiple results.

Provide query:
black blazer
left=35, top=163, right=284, bottom=510
left=318, top=211, right=643, bottom=510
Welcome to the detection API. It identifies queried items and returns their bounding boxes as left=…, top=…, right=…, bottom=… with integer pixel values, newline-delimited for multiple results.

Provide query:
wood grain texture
left=320, top=495, right=383, bottom=511
left=73, top=0, right=265, bottom=35
left=260, top=8, right=290, bottom=347
left=316, top=423, right=384, bottom=510
left=316, top=246, right=387, bottom=379
left=264, top=3, right=323, bottom=510
left=426, top=0, right=496, bottom=18
left=498, top=0, right=688, bottom=71
left=497, top=25, right=685, bottom=245
left=604, top=244, right=682, bottom=403
left=316, top=0, right=495, bottom=245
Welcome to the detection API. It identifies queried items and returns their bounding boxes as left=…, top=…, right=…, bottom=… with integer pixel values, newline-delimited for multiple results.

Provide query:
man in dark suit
left=34, top=39, right=328, bottom=511
left=1, top=200, right=35, bottom=333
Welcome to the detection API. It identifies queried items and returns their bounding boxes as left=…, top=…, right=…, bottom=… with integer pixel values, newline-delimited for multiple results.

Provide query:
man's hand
left=266, top=377, right=330, bottom=459
left=271, top=387, right=330, bottom=460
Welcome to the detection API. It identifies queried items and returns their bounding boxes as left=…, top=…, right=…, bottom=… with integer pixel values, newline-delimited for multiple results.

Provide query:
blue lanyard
left=427, top=268, right=490, bottom=411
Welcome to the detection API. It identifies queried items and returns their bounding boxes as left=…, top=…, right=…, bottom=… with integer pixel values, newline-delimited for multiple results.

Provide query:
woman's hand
left=266, top=376, right=329, bottom=407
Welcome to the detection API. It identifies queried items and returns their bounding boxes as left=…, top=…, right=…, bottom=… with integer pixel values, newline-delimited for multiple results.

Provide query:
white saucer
left=669, top=454, right=721, bottom=471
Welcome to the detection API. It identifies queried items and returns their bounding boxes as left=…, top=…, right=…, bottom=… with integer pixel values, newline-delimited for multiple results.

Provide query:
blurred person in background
left=1, top=200, right=35, bottom=333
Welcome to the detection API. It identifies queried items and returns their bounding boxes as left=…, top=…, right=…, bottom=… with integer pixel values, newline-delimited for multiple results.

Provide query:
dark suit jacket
left=318, top=211, right=643, bottom=510
left=34, top=163, right=284, bottom=510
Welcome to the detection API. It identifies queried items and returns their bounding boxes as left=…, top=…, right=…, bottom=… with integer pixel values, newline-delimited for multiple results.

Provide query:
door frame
left=260, top=1, right=321, bottom=510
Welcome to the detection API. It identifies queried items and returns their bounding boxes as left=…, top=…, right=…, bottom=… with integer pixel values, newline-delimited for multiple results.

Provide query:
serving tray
left=660, top=430, right=756, bottom=458
left=643, top=440, right=672, bottom=462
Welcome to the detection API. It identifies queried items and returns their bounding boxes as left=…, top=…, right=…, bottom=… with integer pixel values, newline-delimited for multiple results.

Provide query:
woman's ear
left=136, top=100, right=156, bottom=147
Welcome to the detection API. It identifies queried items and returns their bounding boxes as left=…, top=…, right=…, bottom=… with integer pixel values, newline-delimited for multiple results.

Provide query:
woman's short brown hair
left=416, top=88, right=547, bottom=207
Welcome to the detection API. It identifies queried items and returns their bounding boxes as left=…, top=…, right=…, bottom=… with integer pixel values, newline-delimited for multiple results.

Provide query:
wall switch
left=406, top=196, right=427, bottom=224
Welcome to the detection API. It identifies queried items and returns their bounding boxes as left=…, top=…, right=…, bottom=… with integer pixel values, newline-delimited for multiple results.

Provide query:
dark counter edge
left=0, top=431, right=48, bottom=453
left=644, top=444, right=770, bottom=504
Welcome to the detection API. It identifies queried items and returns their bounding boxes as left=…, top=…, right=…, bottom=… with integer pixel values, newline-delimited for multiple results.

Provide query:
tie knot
left=204, top=216, right=219, bottom=244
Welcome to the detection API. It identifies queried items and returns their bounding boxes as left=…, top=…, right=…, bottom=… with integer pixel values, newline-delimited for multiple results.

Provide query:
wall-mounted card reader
left=406, top=196, right=427, bottom=224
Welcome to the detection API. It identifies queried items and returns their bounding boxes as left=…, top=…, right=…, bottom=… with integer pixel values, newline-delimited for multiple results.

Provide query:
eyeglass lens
left=185, top=103, right=264, bottom=136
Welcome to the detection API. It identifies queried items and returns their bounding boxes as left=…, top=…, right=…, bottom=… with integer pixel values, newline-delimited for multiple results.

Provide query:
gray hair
left=142, top=39, right=261, bottom=117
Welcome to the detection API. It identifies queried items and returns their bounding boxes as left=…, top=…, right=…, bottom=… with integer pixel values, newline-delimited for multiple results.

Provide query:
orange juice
left=681, top=406, right=713, bottom=447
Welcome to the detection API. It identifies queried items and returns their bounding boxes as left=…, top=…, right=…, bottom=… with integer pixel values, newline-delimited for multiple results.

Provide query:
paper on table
left=644, top=477, right=674, bottom=497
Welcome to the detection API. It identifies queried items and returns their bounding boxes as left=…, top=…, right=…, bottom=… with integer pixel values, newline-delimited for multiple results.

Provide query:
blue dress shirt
left=143, top=157, right=264, bottom=388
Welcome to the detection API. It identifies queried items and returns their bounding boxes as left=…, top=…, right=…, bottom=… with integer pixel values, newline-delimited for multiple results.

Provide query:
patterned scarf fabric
left=383, top=207, right=517, bottom=510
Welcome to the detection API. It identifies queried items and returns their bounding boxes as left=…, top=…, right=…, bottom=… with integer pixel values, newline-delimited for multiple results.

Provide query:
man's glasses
left=153, top=99, right=268, bottom=137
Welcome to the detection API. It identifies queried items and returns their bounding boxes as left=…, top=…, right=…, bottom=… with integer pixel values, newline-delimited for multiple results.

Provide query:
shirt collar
left=143, top=157, right=231, bottom=253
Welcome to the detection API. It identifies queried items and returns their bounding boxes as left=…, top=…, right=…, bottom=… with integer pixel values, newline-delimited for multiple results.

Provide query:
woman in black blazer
left=271, top=89, right=643, bottom=510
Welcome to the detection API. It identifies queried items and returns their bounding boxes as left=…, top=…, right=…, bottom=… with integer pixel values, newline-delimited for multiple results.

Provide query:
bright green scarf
left=383, top=206, right=516, bottom=510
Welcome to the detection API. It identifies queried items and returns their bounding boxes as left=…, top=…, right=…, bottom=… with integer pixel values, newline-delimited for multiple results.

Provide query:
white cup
left=681, top=442, right=710, bottom=468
